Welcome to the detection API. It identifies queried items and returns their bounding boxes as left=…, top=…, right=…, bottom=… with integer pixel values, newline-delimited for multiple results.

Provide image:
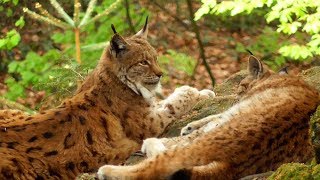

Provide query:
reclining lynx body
left=98, top=56, right=320, bottom=180
left=0, top=20, right=215, bottom=179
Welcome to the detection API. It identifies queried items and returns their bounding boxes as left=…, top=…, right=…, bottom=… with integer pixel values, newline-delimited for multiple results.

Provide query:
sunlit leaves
left=5, top=50, right=63, bottom=100
left=15, top=16, right=25, bottom=28
left=196, top=0, right=320, bottom=60
left=279, top=45, right=312, bottom=60
left=277, top=21, right=301, bottom=34
left=0, top=29, right=21, bottom=50
left=194, top=0, right=217, bottom=21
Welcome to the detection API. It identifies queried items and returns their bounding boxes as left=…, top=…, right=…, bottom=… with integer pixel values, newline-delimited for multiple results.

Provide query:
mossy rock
left=161, top=70, right=246, bottom=138
left=268, top=163, right=320, bottom=180
left=268, top=163, right=313, bottom=180
left=301, top=66, right=320, bottom=92
left=76, top=173, right=96, bottom=180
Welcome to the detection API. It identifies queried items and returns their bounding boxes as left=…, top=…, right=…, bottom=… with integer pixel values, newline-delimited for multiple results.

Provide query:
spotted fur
left=0, top=20, right=215, bottom=179
left=97, top=55, right=320, bottom=180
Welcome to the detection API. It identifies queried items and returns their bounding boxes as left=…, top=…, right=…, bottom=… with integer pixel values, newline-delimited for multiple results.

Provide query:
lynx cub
left=98, top=55, right=320, bottom=180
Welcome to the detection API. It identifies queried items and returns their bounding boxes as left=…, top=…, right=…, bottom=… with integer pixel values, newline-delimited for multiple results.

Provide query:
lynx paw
left=141, top=138, right=167, bottom=158
left=181, top=121, right=200, bottom=136
left=97, top=165, right=123, bottom=180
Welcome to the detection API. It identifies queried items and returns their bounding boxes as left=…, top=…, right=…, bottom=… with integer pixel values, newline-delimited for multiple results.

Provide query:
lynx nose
left=155, top=71, right=163, bottom=78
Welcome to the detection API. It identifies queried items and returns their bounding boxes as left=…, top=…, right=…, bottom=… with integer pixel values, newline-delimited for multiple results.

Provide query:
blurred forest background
left=0, top=0, right=319, bottom=112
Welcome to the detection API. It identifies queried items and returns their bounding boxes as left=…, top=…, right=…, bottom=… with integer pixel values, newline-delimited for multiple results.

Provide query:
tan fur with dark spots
left=0, top=21, right=190, bottom=179
left=97, top=55, right=320, bottom=180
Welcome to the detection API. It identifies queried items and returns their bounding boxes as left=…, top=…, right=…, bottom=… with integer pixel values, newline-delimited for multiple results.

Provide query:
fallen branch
left=0, top=97, right=35, bottom=114
left=240, top=171, right=274, bottom=180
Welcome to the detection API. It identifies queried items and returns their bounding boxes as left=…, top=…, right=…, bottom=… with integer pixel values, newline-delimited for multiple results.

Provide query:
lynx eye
left=139, top=60, right=149, bottom=66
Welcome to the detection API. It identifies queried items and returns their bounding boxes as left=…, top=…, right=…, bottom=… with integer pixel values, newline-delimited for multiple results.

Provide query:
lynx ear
left=134, top=16, right=149, bottom=39
left=248, top=55, right=264, bottom=78
left=278, top=66, right=289, bottom=75
left=110, top=24, right=128, bottom=57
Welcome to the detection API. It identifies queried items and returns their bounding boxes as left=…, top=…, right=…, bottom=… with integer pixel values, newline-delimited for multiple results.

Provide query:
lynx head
left=102, top=17, right=163, bottom=99
left=237, top=55, right=288, bottom=95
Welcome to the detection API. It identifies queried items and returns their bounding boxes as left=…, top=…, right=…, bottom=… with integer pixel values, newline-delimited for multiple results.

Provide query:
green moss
left=312, top=164, right=320, bottom=179
left=268, top=163, right=313, bottom=180
left=213, top=70, right=247, bottom=96
left=76, top=173, right=96, bottom=180
left=268, top=163, right=320, bottom=180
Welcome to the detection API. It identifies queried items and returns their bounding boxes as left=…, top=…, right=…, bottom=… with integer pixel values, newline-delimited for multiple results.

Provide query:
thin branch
left=81, top=42, right=109, bottom=51
left=125, top=0, right=136, bottom=33
left=74, top=28, right=81, bottom=64
left=0, top=97, right=35, bottom=114
left=73, top=0, right=81, bottom=26
left=240, top=171, right=274, bottom=180
left=35, top=2, right=66, bottom=25
left=186, top=0, right=216, bottom=87
left=79, top=0, right=97, bottom=27
left=49, top=0, right=75, bottom=26
left=84, top=0, right=122, bottom=26
left=23, top=7, right=70, bottom=29
left=151, top=1, right=189, bottom=30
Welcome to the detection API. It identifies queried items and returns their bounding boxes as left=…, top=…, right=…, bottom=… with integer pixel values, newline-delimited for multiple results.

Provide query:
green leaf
left=4, top=77, right=25, bottom=100
left=279, top=45, right=312, bottom=60
left=6, top=8, right=12, bottom=17
left=0, top=39, right=7, bottom=49
left=8, top=61, right=19, bottom=73
left=12, top=0, right=18, bottom=5
left=15, top=16, right=25, bottom=28
left=7, top=29, right=21, bottom=49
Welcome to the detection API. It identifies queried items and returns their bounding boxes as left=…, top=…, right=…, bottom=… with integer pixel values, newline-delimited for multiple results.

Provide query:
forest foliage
left=196, top=0, right=320, bottom=61
left=0, top=0, right=319, bottom=108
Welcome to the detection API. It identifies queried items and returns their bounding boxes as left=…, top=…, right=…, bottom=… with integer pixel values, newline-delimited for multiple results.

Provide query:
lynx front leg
left=181, top=114, right=222, bottom=135
left=162, top=86, right=215, bottom=118
left=141, top=129, right=204, bottom=157
left=147, top=86, right=215, bottom=134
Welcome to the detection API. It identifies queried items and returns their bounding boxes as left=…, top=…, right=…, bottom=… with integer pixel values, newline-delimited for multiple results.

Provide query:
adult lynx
left=0, top=18, right=214, bottom=179
left=98, top=55, right=320, bottom=180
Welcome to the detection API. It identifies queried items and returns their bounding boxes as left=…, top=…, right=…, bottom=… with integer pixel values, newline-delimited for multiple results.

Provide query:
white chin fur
left=136, top=83, right=162, bottom=101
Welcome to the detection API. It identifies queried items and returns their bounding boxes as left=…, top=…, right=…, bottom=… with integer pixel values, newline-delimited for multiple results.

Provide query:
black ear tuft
left=246, top=49, right=254, bottom=55
left=143, top=16, right=149, bottom=32
left=134, top=16, right=149, bottom=39
left=278, top=66, right=289, bottom=75
left=111, top=24, right=117, bottom=34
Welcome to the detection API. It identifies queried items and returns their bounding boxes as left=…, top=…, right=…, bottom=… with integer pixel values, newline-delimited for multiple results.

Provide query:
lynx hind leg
left=163, top=86, right=215, bottom=118
left=181, top=114, right=221, bottom=135
left=141, top=131, right=205, bottom=158
left=187, top=162, right=231, bottom=179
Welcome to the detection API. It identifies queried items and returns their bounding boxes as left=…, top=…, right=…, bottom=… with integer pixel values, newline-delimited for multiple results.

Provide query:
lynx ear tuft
left=248, top=55, right=264, bottom=78
left=134, top=16, right=149, bottom=39
left=246, top=49, right=254, bottom=55
left=111, top=24, right=117, bottom=34
left=278, top=66, right=289, bottom=75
